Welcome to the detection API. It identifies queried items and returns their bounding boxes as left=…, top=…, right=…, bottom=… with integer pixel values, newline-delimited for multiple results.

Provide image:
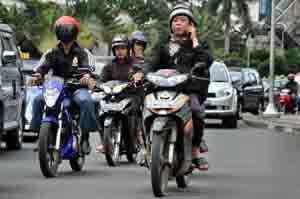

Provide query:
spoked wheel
left=151, top=134, right=170, bottom=197
left=39, top=123, right=60, bottom=178
left=104, top=123, right=121, bottom=166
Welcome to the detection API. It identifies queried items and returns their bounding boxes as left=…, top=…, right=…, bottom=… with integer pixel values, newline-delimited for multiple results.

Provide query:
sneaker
left=136, top=147, right=147, bottom=166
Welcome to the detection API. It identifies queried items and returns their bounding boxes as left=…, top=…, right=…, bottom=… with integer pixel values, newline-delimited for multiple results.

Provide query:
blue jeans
left=31, top=88, right=98, bottom=135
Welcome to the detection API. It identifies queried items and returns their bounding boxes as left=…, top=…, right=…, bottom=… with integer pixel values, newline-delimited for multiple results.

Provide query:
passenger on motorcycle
left=93, top=35, right=146, bottom=162
left=284, top=73, right=299, bottom=112
left=29, top=16, right=97, bottom=155
left=140, top=2, right=213, bottom=170
left=129, top=30, right=148, bottom=64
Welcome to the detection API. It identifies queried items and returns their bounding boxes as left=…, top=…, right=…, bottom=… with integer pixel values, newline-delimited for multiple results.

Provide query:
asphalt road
left=1, top=121, right=300, bottom=199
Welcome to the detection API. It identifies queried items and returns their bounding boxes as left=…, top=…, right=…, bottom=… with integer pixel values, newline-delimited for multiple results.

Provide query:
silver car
left=205, top=62, right=238, bottom=128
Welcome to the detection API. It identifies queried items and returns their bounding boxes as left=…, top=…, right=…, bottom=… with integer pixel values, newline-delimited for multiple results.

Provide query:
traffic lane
left=1, top=123, right=300, bottom=199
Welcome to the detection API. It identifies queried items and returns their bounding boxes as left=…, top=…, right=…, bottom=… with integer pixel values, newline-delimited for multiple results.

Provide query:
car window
left=2, top=36, right=13, bottom=51
left=229, top=71, right=242, bottom=82
left=248, top=73, right=258, bottom=85
left=210, top=63, right=229, bottom=82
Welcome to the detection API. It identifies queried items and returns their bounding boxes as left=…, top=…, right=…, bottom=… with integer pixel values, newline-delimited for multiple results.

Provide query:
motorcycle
left=143, top=67, right=208, bottom=197
left=279, top=88, right=296, bottom=113
left=38, top=70, right=88, bottom=178
left=95, top=80, right=140, bottom=166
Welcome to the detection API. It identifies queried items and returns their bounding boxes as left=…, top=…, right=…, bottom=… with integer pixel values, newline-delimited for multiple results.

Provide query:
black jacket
left=285, top=80, right=299, bottom=94
left=100, top=56, right=138, bottom=82
left=143, top=36, right=213, bottom=95
left=35, top=42, right=95, bottom=78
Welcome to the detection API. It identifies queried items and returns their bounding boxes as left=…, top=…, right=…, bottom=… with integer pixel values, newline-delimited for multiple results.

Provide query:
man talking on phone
left=134, top=1, right=213, bottom=170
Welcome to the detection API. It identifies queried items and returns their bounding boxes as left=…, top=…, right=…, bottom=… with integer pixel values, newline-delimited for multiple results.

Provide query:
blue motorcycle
left=38, top=72, right=86, bottom=178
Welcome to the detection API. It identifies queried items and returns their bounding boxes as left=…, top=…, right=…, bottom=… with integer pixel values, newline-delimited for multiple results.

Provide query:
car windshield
left=210, top=63, right=229, bottom=82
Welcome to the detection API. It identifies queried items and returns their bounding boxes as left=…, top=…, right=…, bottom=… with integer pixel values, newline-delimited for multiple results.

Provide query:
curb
left=243, top=116, right=300, bottom=135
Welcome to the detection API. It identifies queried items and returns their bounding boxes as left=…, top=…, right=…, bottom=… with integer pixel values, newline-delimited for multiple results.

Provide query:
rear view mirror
left=2, top=51, right=17, bottom=64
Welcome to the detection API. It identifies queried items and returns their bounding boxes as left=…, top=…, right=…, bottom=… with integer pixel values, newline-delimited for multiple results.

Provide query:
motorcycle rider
left=284, top=73, right=299, bottom=112
left=129, top=30, right=148, bottom=63
left=93, top=35, right=145, bottom=161
left=136, top=2, right=213, bottom=170
left=29, top=16, right=97, bottom=155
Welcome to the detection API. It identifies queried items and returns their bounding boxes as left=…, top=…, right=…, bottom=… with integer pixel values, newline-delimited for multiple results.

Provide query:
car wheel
left=6, top=119, right=23, bottom=150
left=237, top=102, right=243, bottom=120
left=222, top=116, right=238, bottom=129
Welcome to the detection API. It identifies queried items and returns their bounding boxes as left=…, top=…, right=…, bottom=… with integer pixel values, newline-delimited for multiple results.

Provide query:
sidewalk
left=243, top=113, right=300, bottom=134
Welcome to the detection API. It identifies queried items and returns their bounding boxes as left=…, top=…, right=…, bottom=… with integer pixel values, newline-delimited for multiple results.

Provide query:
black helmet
left=169, top=2, right=197, bottom=32
left=129, top=31, right=148, bottom=49
left=54, top=16, right=80, bottom=43
left=111, top=34, right=130, bottom=55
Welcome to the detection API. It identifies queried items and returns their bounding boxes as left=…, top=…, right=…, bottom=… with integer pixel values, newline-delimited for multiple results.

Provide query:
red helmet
left=288, top=73, right=295, bottom=80
left=54, top=16, right=80, bottom=43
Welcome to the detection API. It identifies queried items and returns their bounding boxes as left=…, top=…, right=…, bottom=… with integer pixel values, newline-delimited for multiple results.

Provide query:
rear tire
left=39, top=123, right=59, bottom=178
left=151, top=134, right=170, bottom=197
left=69, top=156, right=85, bottom=171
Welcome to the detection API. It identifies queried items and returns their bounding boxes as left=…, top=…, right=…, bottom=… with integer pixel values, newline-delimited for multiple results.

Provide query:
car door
left=242, top=72, right=259, bottom=112
left=0, top=33, right=22, bottom=123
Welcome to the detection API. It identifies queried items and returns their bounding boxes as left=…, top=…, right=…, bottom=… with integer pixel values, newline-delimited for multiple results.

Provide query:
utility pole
left=263, top=0, right=280, bottom=118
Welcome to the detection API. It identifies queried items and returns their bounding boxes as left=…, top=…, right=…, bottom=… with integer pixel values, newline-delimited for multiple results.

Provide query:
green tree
left=208, top=0, right=253, bottom=55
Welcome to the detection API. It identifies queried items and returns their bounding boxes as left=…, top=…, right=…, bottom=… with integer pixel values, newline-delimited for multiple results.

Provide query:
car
left=205, top=61, right=238, bottom=128
left=0, top=23, right=25, bottom=149
left=229, top=67, right=264, bottom=117
left=21, top=59, right=41, bottom=141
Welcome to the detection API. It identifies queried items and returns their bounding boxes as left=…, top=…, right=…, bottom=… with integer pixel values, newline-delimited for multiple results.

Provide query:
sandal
left=192, top=157, right=209, bottom=171
left=95, top=144, right=105, bottom=153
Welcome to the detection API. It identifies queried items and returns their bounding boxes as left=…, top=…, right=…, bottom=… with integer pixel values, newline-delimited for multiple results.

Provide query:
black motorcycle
left=95, top=80, right=141, bottom=166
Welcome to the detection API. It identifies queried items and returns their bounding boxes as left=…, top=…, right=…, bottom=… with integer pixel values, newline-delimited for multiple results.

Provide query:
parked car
left=205, top=62, right=238, bottom=128
left=21, top=59, right=41, bottom=141
left=229, top=67, right=264, bottom=117
left=0, top=23, right=25, bottom=149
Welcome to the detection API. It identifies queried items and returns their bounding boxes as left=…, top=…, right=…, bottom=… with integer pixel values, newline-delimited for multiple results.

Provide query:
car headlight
left=44, top=88, right=60, bottom=107
left=100, top=85, right=112, bottom=94
left=219, top=88, right=233, bottom=97
left=112, top=83, right=128, bottom=94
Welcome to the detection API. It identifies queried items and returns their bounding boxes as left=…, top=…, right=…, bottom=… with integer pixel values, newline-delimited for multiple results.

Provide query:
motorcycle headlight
left=44, top=88, right=60, bottom=107
left=146, top=74, right=165, bottom=86
left=112, top=83, right=128, bottom=94
left=168, top=75, right=188, bottom=86
left=147, top=74, right=188, bottom=87
left=100, top=85, right=112, bottom=94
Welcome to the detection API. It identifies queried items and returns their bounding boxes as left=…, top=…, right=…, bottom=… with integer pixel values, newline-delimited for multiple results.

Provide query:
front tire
left=176, top=175, right=189, bottom=188
left=104, top=123, right=121, bottom=166
left=151, top=134, right=170, bottom=197
left=39, top=123, right=60, bottom=178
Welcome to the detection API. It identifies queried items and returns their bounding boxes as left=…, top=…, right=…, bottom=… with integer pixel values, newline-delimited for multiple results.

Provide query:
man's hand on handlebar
left=28, top=73, right=42, bottom=86
left=79, top=74, right=91, bottom=87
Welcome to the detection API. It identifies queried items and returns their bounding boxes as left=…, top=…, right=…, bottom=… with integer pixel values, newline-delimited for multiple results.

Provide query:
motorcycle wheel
left=39, top=123, right=60, bottom=178
left=104, top=123, right=121, bottom=166
left=151, top=134, right=170, bottom=197
left=69, top=156, right=85, bottom=171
